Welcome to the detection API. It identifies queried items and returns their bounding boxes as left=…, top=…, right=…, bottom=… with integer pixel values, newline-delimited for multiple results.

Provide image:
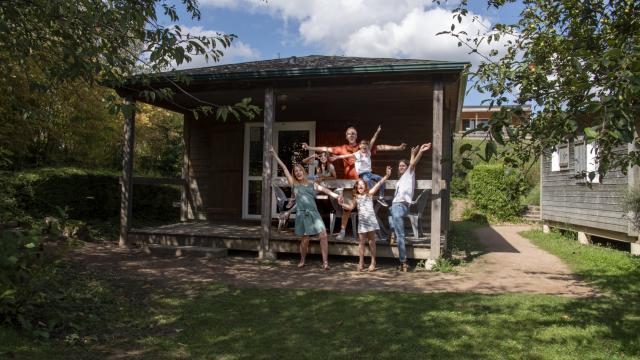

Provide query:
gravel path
left=72, top=225, right=597, bottom=297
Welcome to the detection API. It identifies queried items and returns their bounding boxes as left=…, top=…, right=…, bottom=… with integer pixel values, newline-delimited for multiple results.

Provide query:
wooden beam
left=181, top=113, right=191, bottom=221
left=260, top=88, right=276, bottom=259
left=119, top=97, right=135, bottom=248
left=430, top=80, right=444, bottom=259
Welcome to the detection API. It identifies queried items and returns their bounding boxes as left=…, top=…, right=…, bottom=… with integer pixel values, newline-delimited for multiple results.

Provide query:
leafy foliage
left=443, top=0, right=640, bottom=180
left=0, top=229, right=68, bottom=338
left=0, top=0, right=261, bottom=167
left=468, top=164, right=527, bottom=220
left=3, top=168, right=180, bottom=223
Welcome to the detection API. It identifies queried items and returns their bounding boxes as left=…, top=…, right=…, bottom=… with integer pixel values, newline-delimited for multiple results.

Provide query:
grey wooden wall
left=541, top=142, right=630, bottom=236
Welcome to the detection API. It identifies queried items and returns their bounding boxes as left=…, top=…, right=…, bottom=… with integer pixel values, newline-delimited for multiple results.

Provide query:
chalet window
left=551, top=144, right=569, bottom=172
left=574, top=141, right=599, bottom=183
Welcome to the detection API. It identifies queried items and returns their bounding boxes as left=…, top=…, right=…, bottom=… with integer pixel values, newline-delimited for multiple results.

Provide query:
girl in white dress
left=339, top=165, right=391, bottom=272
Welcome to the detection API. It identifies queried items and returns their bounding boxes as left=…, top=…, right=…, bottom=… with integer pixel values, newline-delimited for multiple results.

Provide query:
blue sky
left=166, top=0, right=524, bottom=105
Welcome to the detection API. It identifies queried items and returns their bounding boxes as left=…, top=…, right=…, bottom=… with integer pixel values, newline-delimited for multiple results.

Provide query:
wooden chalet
left=114, top=55, right=469, bottom=260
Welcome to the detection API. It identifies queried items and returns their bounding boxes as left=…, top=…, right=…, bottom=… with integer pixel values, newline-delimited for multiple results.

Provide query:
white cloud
left=198, top=0, right=509, bottom=65
left=171, top=25, right=261, bottom=70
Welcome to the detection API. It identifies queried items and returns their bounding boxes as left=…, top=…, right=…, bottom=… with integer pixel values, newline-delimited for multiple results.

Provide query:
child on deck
left=302, top=151, right=336, bottom=181
left=339, top=165, right=392, bottom=272
left=331, top=125, right=389, bottom=207
left=270, top=147, right=341, bottom=270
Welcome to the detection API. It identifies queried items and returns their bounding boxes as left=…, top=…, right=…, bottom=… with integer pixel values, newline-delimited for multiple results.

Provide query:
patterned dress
left=355, top=195, right=380, bottom=234
left=293, top=182, right=326, bottom=236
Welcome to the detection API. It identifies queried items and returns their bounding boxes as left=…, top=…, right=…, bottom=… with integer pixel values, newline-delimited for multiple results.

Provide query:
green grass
left=521, top=229, right=640, bottom=298
left=1, top=228, right=639, bottom=359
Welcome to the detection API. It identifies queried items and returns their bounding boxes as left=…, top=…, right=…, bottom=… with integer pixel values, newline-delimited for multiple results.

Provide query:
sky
left=165, top=0, right=524, bottom=105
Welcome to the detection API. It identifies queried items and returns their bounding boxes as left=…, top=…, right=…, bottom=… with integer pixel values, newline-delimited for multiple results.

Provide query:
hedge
left=468, top=164, right=527, bottom=221
left=2, top=168, right=179, bottom=223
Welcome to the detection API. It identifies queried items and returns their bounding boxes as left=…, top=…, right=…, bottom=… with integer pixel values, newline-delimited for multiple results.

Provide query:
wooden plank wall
left=186, top=85, right=458, bottom=225
left=541, top=143, right=629, bottom=235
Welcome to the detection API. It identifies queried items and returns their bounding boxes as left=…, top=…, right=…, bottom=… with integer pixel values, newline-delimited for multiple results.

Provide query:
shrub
left=524, top=183, right=540, bottom=206
left=0, top=229, right=67, bottom=338
left=468, top=164, right=527, bottom=221
left=3, top=168, right=179, bottom=223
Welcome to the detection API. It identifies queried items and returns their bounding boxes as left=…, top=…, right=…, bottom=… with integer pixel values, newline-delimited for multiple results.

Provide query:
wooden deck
left=129, top=222, right=441, bottom=260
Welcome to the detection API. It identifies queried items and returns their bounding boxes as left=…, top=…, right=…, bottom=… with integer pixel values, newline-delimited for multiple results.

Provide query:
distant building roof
left=462, top=105, right=532, bottom=113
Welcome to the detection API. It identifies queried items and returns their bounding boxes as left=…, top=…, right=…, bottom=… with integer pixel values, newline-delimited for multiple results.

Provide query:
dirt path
left=72, top=225, right=597, bottom=298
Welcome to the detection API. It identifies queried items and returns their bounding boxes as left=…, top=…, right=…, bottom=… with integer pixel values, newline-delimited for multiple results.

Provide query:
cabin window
left=551, top=144, right=569, bottom=172
left=586, top=142, right=600, bottom=183
left=574, top=141, right=599, bottom=183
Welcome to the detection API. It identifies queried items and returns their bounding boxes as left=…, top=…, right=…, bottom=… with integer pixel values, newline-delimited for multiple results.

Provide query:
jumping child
left=331, top=125, right=389, bottom=207
left=339, top=165, right=392, bottom=272
left=270, top=147, right=340, bottom=270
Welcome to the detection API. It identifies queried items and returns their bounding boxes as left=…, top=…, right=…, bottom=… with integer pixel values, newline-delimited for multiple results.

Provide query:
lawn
left=1, top=228, right=639, bottom=359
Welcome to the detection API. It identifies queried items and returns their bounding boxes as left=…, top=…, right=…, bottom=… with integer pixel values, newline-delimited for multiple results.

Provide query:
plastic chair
left=328, top=188, right=358, bottom=239
left=407, top=189, right=430, bottom=238
left=272, top=185, right=296, bottom=231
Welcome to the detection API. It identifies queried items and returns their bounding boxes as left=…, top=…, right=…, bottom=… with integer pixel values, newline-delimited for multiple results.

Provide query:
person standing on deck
left=302, top=125, right=406, bottom=240
left=389, top=142, right=431, bottom=272
left=270, top=146, right=341, bottom=270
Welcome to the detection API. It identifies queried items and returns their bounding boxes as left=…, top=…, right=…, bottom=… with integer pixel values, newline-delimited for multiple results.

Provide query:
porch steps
left=144, top=244, right=228, bottom=259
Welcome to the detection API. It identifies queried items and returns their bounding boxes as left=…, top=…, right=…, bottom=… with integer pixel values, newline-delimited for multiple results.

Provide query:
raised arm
left=376, top=143, right=407, bottom=151
left=369, top=125, right=382, bottom=150
left=409, top=142, right=432, bottom=171
left=270, top=147, right=294, bottom=185
left=369, top=166, right=392, bottom=195
left=314, top=183, right=341, bottom=200
left=328, top=153, right=355, bottom=162
left=302, top=142, right=332, bottom=153
left=301, top=153, right=317, bottom=165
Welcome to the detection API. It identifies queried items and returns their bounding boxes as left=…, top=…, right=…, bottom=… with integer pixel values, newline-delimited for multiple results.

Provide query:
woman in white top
left=340, top=166, right=391, bottom=272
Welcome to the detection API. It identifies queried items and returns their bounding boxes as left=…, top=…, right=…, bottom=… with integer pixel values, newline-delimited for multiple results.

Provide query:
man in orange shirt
left=303, top=125, right=406, bottom=240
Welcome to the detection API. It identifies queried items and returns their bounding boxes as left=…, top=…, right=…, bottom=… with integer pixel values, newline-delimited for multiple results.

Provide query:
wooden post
left=180, top=113, right=191, bottom=221
left=430, top=81, right=444, bottom=259
left=119, top=96, right=135, bottom=248
left=260, top=88, right=276, bottom=260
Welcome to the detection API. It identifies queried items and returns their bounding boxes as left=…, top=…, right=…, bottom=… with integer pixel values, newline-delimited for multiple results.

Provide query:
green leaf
left=459, top=143, right=473, bottom=154
left=584, top=127, right=598, bottom=140
left=24, top=243, right=36, bottom=249
left=485, top=142, right=497, bottom=162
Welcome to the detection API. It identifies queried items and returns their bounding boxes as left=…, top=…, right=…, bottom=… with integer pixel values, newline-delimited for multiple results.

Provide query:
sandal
left=400, top=262, right=409, bottom=272
left=368, top=265, right=377, bottom=272
left=358, top=263, right=365, bottom=272
left=297, top=261, right=305, bottom=268
left=322, top=262, right=330, bottom=271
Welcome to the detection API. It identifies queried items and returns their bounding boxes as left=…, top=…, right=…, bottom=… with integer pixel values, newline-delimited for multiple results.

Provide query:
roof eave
left=121, top=62, right=471, bottom=89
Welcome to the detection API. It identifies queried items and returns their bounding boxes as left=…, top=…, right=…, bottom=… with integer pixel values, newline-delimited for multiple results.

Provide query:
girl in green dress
left=270, top=147, right=340, bottom=270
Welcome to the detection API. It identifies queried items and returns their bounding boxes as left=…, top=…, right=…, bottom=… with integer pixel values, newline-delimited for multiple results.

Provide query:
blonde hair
left=291, top=163, right=309, bottom=185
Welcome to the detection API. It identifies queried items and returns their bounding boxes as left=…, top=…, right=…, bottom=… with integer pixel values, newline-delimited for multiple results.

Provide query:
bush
left=0, top=229, right=67, bottom=338
left=2, top=168, right=179, bottom=223
left=622, top=187, right=640, bottom=230
left=524, top=184, right=540, bottom=206
left=468, top=164, right=527, bottom=221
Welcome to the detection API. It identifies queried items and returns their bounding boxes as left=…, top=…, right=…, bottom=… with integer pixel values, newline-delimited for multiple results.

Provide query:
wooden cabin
left=115, top=55, right=469, bottom=260
left=541, top=140, right=640, bottom=255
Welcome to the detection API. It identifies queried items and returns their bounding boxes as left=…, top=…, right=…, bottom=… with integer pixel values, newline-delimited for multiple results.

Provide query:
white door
left=242, top=122, right=316, bottom=219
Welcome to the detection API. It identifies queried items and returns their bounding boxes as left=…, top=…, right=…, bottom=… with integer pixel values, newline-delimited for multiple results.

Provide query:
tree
left=442, top=0, right=640, bottom=180
left=0, top=0, right=260, bottom=168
